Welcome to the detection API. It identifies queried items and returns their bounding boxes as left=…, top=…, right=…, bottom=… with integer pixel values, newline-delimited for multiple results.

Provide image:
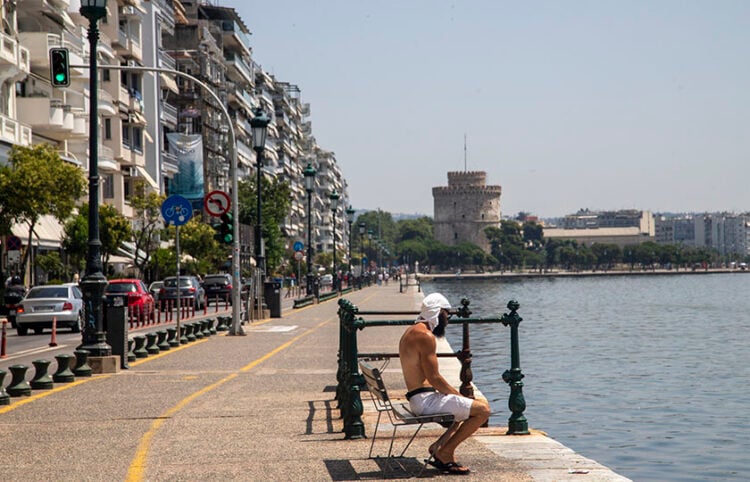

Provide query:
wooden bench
left=359, top=361, right=455, bottom=475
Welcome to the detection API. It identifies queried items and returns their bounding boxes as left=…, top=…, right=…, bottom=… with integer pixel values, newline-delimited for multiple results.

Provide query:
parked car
left=203, top=273, right=233, bottom=304
left=159, top=275, right=206, bottom=311
left=15, top=284, right=84, bottom=336
left=105, top=279, right=155, bottom=321
left=320, top=274, right=333, bottom=286
left=148, top=281, right=164, bottom=302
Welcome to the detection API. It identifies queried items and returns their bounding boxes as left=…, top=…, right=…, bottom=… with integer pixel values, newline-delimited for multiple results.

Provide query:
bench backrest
left=360, top=362, right=391, bottom=406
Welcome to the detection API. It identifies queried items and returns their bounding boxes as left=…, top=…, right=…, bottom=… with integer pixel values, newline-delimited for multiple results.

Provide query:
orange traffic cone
left=49, top=316, right=58, bottom=347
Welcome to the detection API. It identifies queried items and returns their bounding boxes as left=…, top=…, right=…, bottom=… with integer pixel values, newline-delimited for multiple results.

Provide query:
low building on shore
left=543, top=209, right=655, bottom=247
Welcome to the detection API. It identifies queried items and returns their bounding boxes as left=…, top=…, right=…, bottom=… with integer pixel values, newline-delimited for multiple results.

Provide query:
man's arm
left=419, top=333, right=461, bottom=396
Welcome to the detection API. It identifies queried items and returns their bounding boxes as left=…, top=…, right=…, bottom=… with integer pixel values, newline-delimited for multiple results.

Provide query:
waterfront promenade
left=1, top=283, right=630, bottom=481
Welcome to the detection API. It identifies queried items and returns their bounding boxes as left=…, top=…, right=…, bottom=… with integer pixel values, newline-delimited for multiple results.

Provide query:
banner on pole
left=166, top=133, right=205, bottom=202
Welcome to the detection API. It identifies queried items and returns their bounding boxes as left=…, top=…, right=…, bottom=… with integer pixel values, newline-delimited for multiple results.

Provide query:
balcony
left=220, top=20, right=252, bottom=57
left=0, top=114, right=32, bottom=146
left=16, top=97, right=73, bottom=140
left=160, top=101, right=178, bottom=126
left=224, top=51, right=254, bottom=86
left=0, top=32, right=30, bottom=81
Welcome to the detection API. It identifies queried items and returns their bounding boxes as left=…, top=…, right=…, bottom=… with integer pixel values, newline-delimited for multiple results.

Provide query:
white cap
left=417, top=293, right=451, bottom=331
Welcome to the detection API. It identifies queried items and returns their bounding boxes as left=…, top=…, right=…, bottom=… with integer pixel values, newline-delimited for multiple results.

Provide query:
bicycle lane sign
left=161, top=194, right=193, bottom=226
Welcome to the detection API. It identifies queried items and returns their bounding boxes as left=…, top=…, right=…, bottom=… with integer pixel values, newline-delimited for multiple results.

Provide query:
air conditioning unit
left=125, top=166, right=137, bottom=177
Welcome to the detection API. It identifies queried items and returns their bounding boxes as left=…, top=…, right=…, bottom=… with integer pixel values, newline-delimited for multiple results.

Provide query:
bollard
left=7, top=364, right=31, bottom=396
left=179, top=324, right=188, bottom=344
left=200, top=319, right=210, bottom=338
left=132, top=335, right=148, bottom=358
left=156, top=330, right=170, bottom=351
left=192, top=321, right=204, bottom=339
left=49, top=317, right=58, bottom=347
left=52, top=354, right=75, bottom=383
left=127, top=339, right=137, bottom=362
left=145, top=332, right=160, bottom=355
left=185, top=322, right=196, bottom=342
left=1, top=318, right=7, bottom=358
left=0, top=369, right=11, bottom=405
left=501, top=300, right=529, bottom=435
left=167, top=327, right=179, bottom=347
left=216, top=316, right=230, bottom=331
left=72, top=350, right=92, bottom=377
left=30, top=359, right=54, bottom=390
left=207, top=318, right=216, bottom=335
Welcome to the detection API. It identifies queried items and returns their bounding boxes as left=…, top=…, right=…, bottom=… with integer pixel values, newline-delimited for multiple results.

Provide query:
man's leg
left=433, top=399, right=490, bottom=464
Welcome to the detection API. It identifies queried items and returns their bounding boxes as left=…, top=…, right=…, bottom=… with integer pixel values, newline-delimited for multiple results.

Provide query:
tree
left=0, top=144, right=86, bottom=283
left=164, top=217, right=223, bottom=275
left=128, top=179, right=167, bottom=279
left=61, top=203, right=132, bottom=277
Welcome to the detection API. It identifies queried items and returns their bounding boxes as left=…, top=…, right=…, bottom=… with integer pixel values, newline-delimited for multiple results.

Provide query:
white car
left=15, top=284, right=84, bottom=336
left=320, top=274, right=333, bottom=286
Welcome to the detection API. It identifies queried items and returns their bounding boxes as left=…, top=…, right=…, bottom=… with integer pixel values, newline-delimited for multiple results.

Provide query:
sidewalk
left=0, top=283, right=630, bottom=481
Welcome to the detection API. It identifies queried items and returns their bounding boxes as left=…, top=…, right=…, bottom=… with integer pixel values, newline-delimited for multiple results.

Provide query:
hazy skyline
left=228, top=1, right=749, bottom=218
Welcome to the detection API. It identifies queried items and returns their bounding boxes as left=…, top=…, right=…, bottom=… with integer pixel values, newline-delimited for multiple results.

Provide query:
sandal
left=426, top=456, right=471, bottom=475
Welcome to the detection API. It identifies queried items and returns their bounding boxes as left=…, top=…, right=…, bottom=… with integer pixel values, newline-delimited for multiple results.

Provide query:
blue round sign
left=293, top=241, right=304, bottom=252
left=161, top=195, right=193, bottom=226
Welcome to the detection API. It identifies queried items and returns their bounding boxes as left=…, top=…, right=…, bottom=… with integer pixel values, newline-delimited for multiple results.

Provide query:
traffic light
left=218, top=213, right=233, bottom=244
left=49, top=48, right=70, bottom=87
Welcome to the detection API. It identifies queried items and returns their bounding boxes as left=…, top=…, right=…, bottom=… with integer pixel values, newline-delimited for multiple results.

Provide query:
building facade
left=1, top=0, right=350, bottom=280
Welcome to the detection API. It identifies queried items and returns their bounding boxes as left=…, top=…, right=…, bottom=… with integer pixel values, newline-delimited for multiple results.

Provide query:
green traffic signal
left=49, top=48, right=70, bottom=88
left=220, top=213, right=233, bottom=244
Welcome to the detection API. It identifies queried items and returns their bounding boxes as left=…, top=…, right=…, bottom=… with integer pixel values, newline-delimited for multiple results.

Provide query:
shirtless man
left=399, top=293, right=491, bottom=475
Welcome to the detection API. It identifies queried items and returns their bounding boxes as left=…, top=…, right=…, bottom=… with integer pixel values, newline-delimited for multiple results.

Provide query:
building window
left=104, top=118, right=111, bottom=140
left=132, top=127, right=142, bottom=153
left=454, top=232, right=458, bottom=239
left=103, top=69, right=110, bottom=82
left=103, top=173, right=114, bottom=199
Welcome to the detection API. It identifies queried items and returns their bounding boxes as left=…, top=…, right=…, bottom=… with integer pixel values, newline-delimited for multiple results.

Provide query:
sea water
left=423, top=273, right=750, bottom=481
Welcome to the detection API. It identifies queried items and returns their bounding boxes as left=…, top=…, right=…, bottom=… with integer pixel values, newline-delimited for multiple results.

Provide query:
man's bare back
left=399, top=321, right=461, bottom=396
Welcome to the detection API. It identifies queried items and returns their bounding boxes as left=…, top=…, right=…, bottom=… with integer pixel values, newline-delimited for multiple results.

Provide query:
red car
left=105, top=279, right=155, bottom=322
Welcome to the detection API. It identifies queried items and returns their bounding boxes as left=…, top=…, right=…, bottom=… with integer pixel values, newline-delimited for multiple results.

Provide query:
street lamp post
left=358, top=222, right=366, bottom=283
left=345, top=205, right=355, bottom=285
left=329, top=191, right=340, bottom=291
left=250, top=108, right=270, bottom=275
left=303, top=163, right=316, bottom=295
left=79, top=0, right=110, bottom=356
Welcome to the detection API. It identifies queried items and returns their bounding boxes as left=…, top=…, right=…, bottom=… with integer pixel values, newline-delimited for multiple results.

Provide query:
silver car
left=15, top=284, right=84, bottom=336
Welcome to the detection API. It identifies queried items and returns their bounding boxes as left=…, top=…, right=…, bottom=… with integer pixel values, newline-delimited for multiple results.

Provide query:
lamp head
left=250, top=108, right=270, bottom=150
left=303, top=162, right=316, bottom=192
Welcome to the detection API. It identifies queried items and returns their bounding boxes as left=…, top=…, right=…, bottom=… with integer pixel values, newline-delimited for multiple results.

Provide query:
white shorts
left=408, top=391, right=473, bottom=422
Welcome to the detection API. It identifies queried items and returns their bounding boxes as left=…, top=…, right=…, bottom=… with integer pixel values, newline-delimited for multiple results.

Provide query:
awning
left=160, top=73, right=179, bottom=94
left=135, top=165, right=159, bottom=190
left=11, top=215, right=64, bottom=249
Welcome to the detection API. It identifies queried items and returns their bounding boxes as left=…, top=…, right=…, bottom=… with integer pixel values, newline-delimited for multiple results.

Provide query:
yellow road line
left=125, top=317, right=332, bottom=482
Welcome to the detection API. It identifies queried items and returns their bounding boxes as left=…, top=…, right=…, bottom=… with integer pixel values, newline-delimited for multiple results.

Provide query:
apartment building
left=2, top=0, right=350, bottom=278
left=544, top=209, right=655, bottom=247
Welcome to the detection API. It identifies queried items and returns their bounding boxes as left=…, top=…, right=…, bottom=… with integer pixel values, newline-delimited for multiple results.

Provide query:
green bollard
left=179, top=325, right=188, bottom=344
left=133, top=335, right=148, bottom=358
left=185, top=323, right=196, bottom=342
left=7, top=364, right=32, bottom=396
left=0, top=370, right=11, bottom=405
left=167, top=327, right=179, bottom=347
left=127, top=339, right=137, bottom=362
left=53, top=354, right=75, bottom=383
left=501, top=300, right=529, bottom=435
left=72, top=350, right=92, bottom=377
left=201, top=320, right=211, bottom=337
left=192, top=321, right=203, bottom=339
left=216, top=316, right=229, bottom=331
left=207, top=318, right=217, bottom=335
left=30, top=359, right=54, bottom=390
left=156, top=330, right=170, bottom=351
left=145, top=332, right=160, bottom=355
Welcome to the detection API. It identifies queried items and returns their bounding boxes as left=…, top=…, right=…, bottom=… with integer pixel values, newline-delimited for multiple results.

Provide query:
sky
left=225, top=0, right=750, bottom=218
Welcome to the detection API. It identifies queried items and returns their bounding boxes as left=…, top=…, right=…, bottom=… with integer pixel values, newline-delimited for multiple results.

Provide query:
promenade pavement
left=1, top=283, right=631, bottom=481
